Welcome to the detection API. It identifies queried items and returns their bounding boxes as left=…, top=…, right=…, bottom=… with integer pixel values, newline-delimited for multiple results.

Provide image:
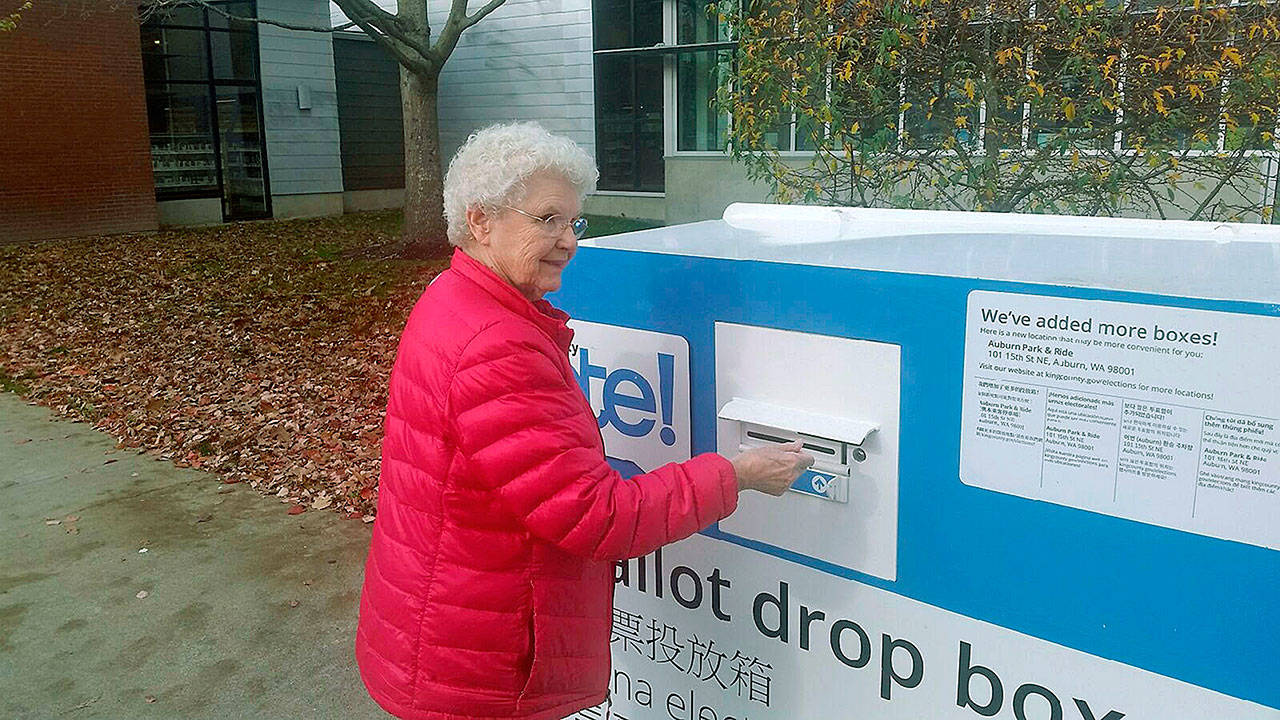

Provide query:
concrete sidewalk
left=0, top=393, right=388, bottom=719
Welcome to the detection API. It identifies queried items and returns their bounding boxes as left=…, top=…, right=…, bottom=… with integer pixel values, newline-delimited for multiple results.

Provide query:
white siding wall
left=330, top=0, right=595, bottom=170
left=260, top=0, right=344, bottom=197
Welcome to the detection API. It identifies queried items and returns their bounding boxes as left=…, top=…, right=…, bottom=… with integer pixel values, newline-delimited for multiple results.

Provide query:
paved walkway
left=0, top=393, right=388, bottom=719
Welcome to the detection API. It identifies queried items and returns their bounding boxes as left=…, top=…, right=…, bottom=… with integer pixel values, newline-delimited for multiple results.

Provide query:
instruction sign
left=961, top=291, right=1280, bottom=549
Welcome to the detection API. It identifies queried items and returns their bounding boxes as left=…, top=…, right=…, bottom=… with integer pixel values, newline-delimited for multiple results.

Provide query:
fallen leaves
left=44, top=514, right=79, bottom=533
left=0, top=212, right=450, bottom=519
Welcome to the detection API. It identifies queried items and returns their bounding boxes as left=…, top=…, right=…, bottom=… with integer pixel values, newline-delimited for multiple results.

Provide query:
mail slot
left=718, top=397, right=879, bottom=502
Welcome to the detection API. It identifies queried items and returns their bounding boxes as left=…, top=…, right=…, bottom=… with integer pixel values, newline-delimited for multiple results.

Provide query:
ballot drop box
left=551, top=204, right=1279, bottom=720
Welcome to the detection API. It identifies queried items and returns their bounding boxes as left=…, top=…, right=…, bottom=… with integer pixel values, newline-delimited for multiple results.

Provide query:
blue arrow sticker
left=791, top=469, right=839, bottom=498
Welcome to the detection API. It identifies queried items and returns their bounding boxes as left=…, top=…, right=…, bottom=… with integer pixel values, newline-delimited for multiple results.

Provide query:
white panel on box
left=715, top=322, right=901, bottom=581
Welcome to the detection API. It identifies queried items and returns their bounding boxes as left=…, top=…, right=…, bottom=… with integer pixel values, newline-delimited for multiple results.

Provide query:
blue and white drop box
left=555, top=205, right=1279, bottom=719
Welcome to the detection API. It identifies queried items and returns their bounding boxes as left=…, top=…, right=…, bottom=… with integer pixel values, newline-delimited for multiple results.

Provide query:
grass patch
left=582, top=214, right=664, bottom=238
left=0, top=369, right=30, bottom=395
left=307, top=243, right=343, bottom=262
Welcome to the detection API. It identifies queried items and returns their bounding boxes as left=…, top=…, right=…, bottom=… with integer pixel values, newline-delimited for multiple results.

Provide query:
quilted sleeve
left=447, top=321, right=739, bottom=561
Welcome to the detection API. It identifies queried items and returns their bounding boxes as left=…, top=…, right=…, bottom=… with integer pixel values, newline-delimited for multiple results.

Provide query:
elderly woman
left=356, top=123, right=811, bottom=720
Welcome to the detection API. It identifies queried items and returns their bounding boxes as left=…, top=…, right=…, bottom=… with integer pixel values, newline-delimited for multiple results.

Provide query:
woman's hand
left=730, top=441, right=815, bottom=495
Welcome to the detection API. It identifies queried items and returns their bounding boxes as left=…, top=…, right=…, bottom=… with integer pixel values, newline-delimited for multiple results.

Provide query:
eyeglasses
left=503, top=205, right=589, bottom=240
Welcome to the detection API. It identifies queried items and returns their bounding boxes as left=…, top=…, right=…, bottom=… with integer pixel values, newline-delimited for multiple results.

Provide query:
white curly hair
left=443, top=122, right=599, bottom=246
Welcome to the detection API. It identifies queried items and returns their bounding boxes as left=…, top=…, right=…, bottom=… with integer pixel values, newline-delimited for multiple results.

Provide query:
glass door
left=215, top=87, right=269, bottom=220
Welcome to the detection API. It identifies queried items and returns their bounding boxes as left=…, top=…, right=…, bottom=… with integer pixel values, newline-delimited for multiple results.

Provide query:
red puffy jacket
left=356, top=249, right=739, bottom=720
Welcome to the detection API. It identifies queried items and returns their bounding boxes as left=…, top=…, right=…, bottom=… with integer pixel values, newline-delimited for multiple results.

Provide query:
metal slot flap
left=719, top=397, right=879, bottom=446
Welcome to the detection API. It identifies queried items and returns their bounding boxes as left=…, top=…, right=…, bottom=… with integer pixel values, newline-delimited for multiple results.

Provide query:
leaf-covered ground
left=0, top=211, right=446, bottom=519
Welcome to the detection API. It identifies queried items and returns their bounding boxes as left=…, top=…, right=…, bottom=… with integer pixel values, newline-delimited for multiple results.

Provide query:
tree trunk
left=400, top=66, right=450, bottom=259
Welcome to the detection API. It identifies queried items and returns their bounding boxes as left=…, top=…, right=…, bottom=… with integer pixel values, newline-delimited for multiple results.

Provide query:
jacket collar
left=450, top=248, right=575, bottom=351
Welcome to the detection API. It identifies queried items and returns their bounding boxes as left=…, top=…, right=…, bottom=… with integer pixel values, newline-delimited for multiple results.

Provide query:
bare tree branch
left=432, top=0, right=510, bottom=65
left=335, top=1, right=433, bottom=74
left=324, top=0, right=403, bottom=29
left=463, top=0, right=507, bottom=30
left=326, top=0, right=434, bottom=65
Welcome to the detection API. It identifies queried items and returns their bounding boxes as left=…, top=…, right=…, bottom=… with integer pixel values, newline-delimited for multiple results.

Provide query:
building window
left=675, top=0, right=733, bottom=151
left=141, top=1, right=270, bottom=220
left=143, top=83, right=219, bottom=196
left=592, top=0, right=739, bottom=180
left=592, top=0, right=665, bottom=192
left=675, top=49, right=730, bottom=151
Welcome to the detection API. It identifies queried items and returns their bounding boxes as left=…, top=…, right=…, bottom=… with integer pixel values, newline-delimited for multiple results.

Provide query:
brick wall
left=0, top=3, right=158, bottom=243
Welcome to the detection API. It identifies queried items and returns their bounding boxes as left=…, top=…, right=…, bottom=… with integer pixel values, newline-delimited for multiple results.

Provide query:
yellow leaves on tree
left=716, top=0, right=1277, bottom=218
